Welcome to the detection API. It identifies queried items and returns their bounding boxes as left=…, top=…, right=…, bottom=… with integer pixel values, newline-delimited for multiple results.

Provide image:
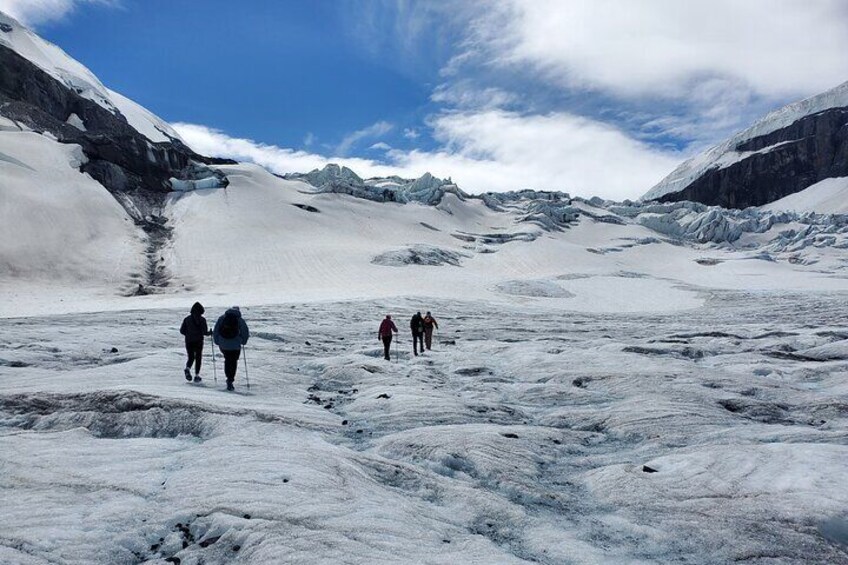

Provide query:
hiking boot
left=226, top=383, right=235, bottom=391
left=184, top=368, right=192, bottom=381
left=194, top=375, right=202, bottom=383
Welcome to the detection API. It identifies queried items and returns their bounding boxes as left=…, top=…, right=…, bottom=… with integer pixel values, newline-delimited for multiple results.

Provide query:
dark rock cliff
left=658, top=107, right=848, bottom=209
left=0, top=43, right=233, bottom=220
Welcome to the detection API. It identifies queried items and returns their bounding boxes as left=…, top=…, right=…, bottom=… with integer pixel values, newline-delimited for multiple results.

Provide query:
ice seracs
left=287, top=164, right=468, bottom=205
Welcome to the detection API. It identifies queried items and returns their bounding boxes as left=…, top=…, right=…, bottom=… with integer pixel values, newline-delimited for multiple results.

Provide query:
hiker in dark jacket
left=213, top=306, right=250, bottom=391
left=423, top=311, right=439, bottom=351
left=378, top=315, right=399, bottom=360
left=180, top=302, right=210, bottom=382
left=410, top=312, right=425, bottom=356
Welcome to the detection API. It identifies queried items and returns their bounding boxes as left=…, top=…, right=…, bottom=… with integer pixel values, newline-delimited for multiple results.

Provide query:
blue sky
left=35, top=1, right=444, bottom=154
left=3, top=0, right=848, bottom=199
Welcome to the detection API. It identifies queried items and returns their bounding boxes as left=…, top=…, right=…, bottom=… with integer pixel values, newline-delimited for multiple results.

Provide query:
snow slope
left=0, top=128, right=145, bottom=302
left=644, top=80, right=848, bottom=201
left=3, top=156, right=846, bottom=318
left=0, top=11, right=181, bottom=144
left=157, top=163, right=848, bottom=322
left=761, top=176, right=848, bottom=215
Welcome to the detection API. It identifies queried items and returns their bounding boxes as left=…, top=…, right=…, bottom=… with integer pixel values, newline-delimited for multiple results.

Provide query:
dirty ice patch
left=493, top=279, right=576, bottom=299
left=371, top=244, right=467, bottom=267
left=551, top=275, right=702, bottom=313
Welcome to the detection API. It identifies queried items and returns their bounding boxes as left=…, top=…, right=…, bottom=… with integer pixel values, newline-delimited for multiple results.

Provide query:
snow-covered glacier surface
left=1, top=292, right=847, bottom=564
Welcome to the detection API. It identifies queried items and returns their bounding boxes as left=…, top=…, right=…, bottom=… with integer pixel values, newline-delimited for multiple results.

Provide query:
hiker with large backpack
left=410, top=311, right=425, bottom=356
left=213, top=306, right=250, bottom=391
left=378, top=314, right=399, bottom=361
left=423, top=311, right=439, bottom=351
left=180, top=302, right=211, bottom=382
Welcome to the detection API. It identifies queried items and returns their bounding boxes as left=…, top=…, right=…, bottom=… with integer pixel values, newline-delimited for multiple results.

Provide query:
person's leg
left=382, top=336, right=391, bottom=360
left=184, top=343, right=194, bottom=380
left=412, top=333, right=418, bottom=355
left=194, top=342, right=203, bottom=375
left=424, top=328, right=433, bottom=350
left=223, top=349, right=241, bottom=385
left=417, top=333, right=424, bottom=353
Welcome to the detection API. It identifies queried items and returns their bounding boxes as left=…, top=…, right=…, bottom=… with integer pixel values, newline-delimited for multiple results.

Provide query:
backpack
left=219, top=312, right=239, bottom=339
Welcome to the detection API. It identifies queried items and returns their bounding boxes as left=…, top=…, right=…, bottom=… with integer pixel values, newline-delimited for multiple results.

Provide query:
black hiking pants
left=381, top=335, right=393, bottom=360
left=412, top=332, right=424, bottom=355
left=221, top=348, right=241, bottom=383
left=185, top=341, right=203, bottom=374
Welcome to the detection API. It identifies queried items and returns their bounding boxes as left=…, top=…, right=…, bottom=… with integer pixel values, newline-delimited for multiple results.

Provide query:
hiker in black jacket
left=410, top=311, right=425, bottom=356
left=213, top=306, right=250, bottom=391
left=180, top=302, right=210, bottom=382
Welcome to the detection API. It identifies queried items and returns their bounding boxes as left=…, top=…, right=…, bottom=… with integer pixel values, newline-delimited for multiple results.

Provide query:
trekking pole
left=394, top=334, right=398, bottom=363
left=210, top=334, right=217, bottom=384
left=242, top=345, right=250, bottom=390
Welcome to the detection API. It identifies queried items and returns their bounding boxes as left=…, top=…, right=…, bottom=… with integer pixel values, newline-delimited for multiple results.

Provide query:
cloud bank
left=175, top=112, right=680, bottom=200
left=479, top=0, right=848, bottom=100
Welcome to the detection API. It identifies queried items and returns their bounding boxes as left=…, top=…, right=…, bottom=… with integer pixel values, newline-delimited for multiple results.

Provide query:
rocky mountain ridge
left=645, top=81, right=848, bottom=209
left=0, top=11, right=231, bottom=224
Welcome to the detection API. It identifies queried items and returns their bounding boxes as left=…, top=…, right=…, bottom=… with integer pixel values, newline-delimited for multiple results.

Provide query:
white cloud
left=417, top=110, right=681, bottom=197
left=174, top=122, right=422, bottom=180
left=0, top=0, right=115, bottom=27
left=402, top=128, right=420, bottom=140
left=431, top=83, right=517, bottom=110
left=174, top=113, right=679, bottom=201
left=335, top=121, right=394, bottom=156
left=369, top=142, right=392, bottom=151
left=472, top=0, right=848, bottom=100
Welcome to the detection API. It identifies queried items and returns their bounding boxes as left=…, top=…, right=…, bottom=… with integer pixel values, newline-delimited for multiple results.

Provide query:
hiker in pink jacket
left=423, top=311, right=439, bottom=351
left=378, top=315, right=399, bottom=360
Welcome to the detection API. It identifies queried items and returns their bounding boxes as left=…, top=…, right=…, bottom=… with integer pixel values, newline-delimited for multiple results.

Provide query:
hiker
left=423, top=311, right=439, bottom=351
left=180, top=302, right=210, bottom=382
left=410, top=311, right=425, bottom=356
left=378, top=314, right=399, bottom=360
left=213, top=306, right=250, bottom=391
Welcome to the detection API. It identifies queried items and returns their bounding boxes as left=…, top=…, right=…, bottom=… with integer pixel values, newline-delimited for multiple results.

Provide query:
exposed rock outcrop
left=0, top=43, right=231, bottom=221
left=646, top=81, right=848, bottom=209
left=659, top=108, right=848, bottom=209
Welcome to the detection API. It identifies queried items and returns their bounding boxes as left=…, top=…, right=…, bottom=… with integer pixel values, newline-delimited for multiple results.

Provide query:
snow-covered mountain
left=645, top=81, right=848, bottom=209
left=0, top=10, right=229, bottom=208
